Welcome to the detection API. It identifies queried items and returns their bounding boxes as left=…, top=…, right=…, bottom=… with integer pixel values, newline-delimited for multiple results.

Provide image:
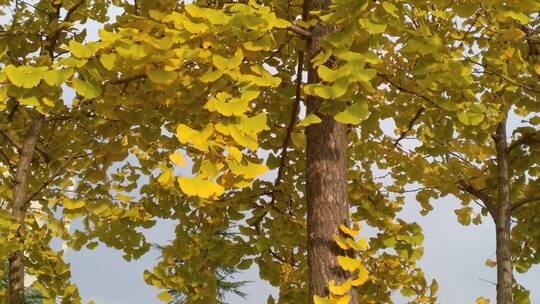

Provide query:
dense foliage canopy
left=1, top=0, right=540, bottom=304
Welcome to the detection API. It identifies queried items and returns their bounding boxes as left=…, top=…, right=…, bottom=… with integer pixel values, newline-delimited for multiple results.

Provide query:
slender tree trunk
left=305, top=1, right=357, bottom=303
left=8, top=115, right=44, bottom=304
left=494, top=122, right=514, bottom=304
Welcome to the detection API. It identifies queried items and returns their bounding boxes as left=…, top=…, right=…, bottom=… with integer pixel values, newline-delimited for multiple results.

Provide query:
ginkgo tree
left=370, top=1, right=540, bottom=304
left=0, top=1, right=159, bottom=303
left=86, top=0, right=436, bottom=303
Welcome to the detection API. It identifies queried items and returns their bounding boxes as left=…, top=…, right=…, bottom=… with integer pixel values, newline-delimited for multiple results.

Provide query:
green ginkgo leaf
left=147, top=69, right=178, bottom=85
left=43, top=69, right=74, bottom=86
left=72, top=78, right=102, bottom=99
left=457, top=111, right=485, bottom=126
left=359, top=18, right=387, bottom=33
left=334, top=100, right=369, bottom=125
left=297, top=113, right=322, bottom=127
left=100, top=54, right=117, bottom=71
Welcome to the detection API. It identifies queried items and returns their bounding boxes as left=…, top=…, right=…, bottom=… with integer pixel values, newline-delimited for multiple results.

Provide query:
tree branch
left=288, top=25, right=311, bottom=38
left=378, top=72, right=436, bottom=105
left=64, top=0, right=85, bottom=23
left=23, top=153, right=80, bottom=207
left=0, top=128, right=50, bottom=162
left=0, top=127, right=22, bottom=150
left=508, top=131, right=540, bottom=151
left=511, top=196, right=540, bottom=212
left=466, top=58, right=540, bottom=94
left=393, top=107, right=425, bottom=147
left=458, top=180, right=495, bottom=215
left=107, top=74, right=147, bottom=85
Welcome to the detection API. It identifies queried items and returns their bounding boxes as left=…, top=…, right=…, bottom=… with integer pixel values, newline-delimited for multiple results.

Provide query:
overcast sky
left=65, top=192, right=540, bottom=304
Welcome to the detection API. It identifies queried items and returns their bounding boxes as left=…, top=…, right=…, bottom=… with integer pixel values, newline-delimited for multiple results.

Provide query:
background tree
left=370, top=1, right=540, bottom=303
left=0, top=1, right=156, bottom=303
left=1, top=262, right=43, bottom=304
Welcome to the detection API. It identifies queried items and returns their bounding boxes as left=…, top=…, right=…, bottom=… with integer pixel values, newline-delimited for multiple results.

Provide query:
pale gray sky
left=65, top=193, right=540, bottom=304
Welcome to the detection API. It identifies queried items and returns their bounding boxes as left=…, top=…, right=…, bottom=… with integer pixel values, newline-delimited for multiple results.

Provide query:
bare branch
left=479, top=278, right=497, bottom=286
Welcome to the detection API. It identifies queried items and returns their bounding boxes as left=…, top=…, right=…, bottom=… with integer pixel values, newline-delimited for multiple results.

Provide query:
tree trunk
left=305, top=1, right=357, bottom=303
left=8, top=115, right=44, bottom=304
left=494, top=122, right=514, bottom=304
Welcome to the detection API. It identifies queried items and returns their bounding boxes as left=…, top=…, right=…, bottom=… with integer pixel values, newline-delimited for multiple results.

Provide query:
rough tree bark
left=7, top=2, right=71, bottom=302
left=8, top=115, right=45, bottom=304
left=493, top=121, right=514, bottom=304
left=305, top=0, right=358, bottom=303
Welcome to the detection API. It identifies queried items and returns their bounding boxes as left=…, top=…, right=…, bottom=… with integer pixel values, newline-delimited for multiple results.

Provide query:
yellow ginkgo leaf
left=227, top=147, right=243, bottom=162
left=100, top=54, right=117, bottom=71
left=339, top=224, right=359, bottom=238
left=205, top=92, right=250, bottom=117
left=534, top=64, right=540, bottom=76
left=346, top=238, right=368, bottom=252
left=63, top=198, right=85, bottom=210
left=228, top=160, right=268, bottom=179
left=169, top=152, right=186, bottom=167
left=213, top=49, right=243, bottom=70
left=177, top=176, right=225, bottom=199
left=350, top=265, right=369, bottom=286
left=334, top=236, right=349, bottom=250
left=42, top=69, right=73, bottom=86
left=116, top=43, right=148, bottom=60
left=198, top=160, right=224, bottom=179
left=337, top=255, right=363, bottom=272
left=69, top=40, right=100, bottom=58
left=328, top=279, right=352, bottom=296
left=157, top=291, right=173, bottom=302
left=336, top=295, right=351, bottom=304
left=334, top=100, right=369, bottom=125
left=476, top=297, right=490, bottom=304
left=313, top=296, right=330, bottom=304
left=158, top=169, right=175, bottom=188
left=176, top=124, right=214, bottom=151
left=6, top=65, right=47, bottom=88
left=485, top=259, right=496, bottom=268
left=229, top=124, right=258, bottom=151
left=200, top=69, right=223, bottom=83
left=176, top=16, right=209, bottom=33
left=116, top=194, right=133, bottom=203
left=240, top=113, right=269, bottom=135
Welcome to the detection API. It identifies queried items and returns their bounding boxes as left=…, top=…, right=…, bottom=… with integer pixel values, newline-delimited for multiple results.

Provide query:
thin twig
left=0, top=128, right=22, bottom=150
left=466, top=58, right=540, bottom=94
left=394, top=107, right=425, bottom=147
left=23, top=153, right=81, bottom=207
